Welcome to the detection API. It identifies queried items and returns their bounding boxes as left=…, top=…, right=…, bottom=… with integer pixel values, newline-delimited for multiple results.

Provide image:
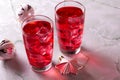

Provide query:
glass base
left=60, top=47, right=81, bottom=55
left=32, top=63, right=52, bottom=72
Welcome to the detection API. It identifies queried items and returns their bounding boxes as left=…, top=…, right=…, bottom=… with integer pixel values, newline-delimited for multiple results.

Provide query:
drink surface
left=23, top=20, right=53, bottom=68
left=56, top=6, right=84, bottom=53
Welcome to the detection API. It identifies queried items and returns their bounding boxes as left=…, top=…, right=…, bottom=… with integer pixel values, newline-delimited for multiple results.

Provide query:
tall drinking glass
left=55, top=1, right=85, bottom=54
left=22, top=15, right=53, bottom=72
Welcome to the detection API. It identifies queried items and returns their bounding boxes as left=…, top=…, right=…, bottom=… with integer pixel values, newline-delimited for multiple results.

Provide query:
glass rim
left=22, top=15, right=53, bottom=26
left=55, top=1, right=85, bottom=18
left=22, top=15, right=53, bottom=36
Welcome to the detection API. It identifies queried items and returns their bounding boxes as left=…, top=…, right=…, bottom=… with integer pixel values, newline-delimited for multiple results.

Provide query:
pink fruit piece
left=18, top=4, right=34, bottom=22
left=0, top=39, right=15, bottom=60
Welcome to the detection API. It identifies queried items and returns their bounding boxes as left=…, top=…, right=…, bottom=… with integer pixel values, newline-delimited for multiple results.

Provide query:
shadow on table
left=36, top=46, right=117, bottom=80
left=81, top=47, right=118, bottom=80
left=64, top=68, right=95, bottom=80
left=34, top=66, right=95, bottom=80
left=81, top=47, right=116, bottom=70
left=3, top=52, right=25, bottom=74
left=34, top=47, right=98, bottom=80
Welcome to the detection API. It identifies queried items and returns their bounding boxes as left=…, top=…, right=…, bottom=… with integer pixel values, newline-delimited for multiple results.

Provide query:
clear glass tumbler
left=55, top=1, right=85, bottom=54
left=22, top=15, right=53, bottom=72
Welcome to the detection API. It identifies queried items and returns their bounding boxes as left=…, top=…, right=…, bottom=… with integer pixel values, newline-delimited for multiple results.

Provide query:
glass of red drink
left=55, top=1, right=85, bottom=54
left=22, top=15, right=53, bottom=72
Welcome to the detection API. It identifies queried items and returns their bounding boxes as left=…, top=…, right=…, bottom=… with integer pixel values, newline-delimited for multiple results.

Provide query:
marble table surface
left=0, top=0, right=120, bottom=80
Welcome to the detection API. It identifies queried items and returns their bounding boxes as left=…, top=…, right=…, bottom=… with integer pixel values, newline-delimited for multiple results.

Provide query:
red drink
left=22, top=16, right=53, bottom=71
left=55, top=2, right=85, bottom=54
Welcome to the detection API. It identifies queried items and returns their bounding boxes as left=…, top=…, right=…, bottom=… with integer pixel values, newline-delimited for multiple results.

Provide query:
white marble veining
left=0, top=0, right=120, bottom=80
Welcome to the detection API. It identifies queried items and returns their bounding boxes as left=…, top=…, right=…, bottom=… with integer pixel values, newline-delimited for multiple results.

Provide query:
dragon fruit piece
left=18, top=4, right=34, bottom=22
left=0, top=39, right=15, bottom=60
